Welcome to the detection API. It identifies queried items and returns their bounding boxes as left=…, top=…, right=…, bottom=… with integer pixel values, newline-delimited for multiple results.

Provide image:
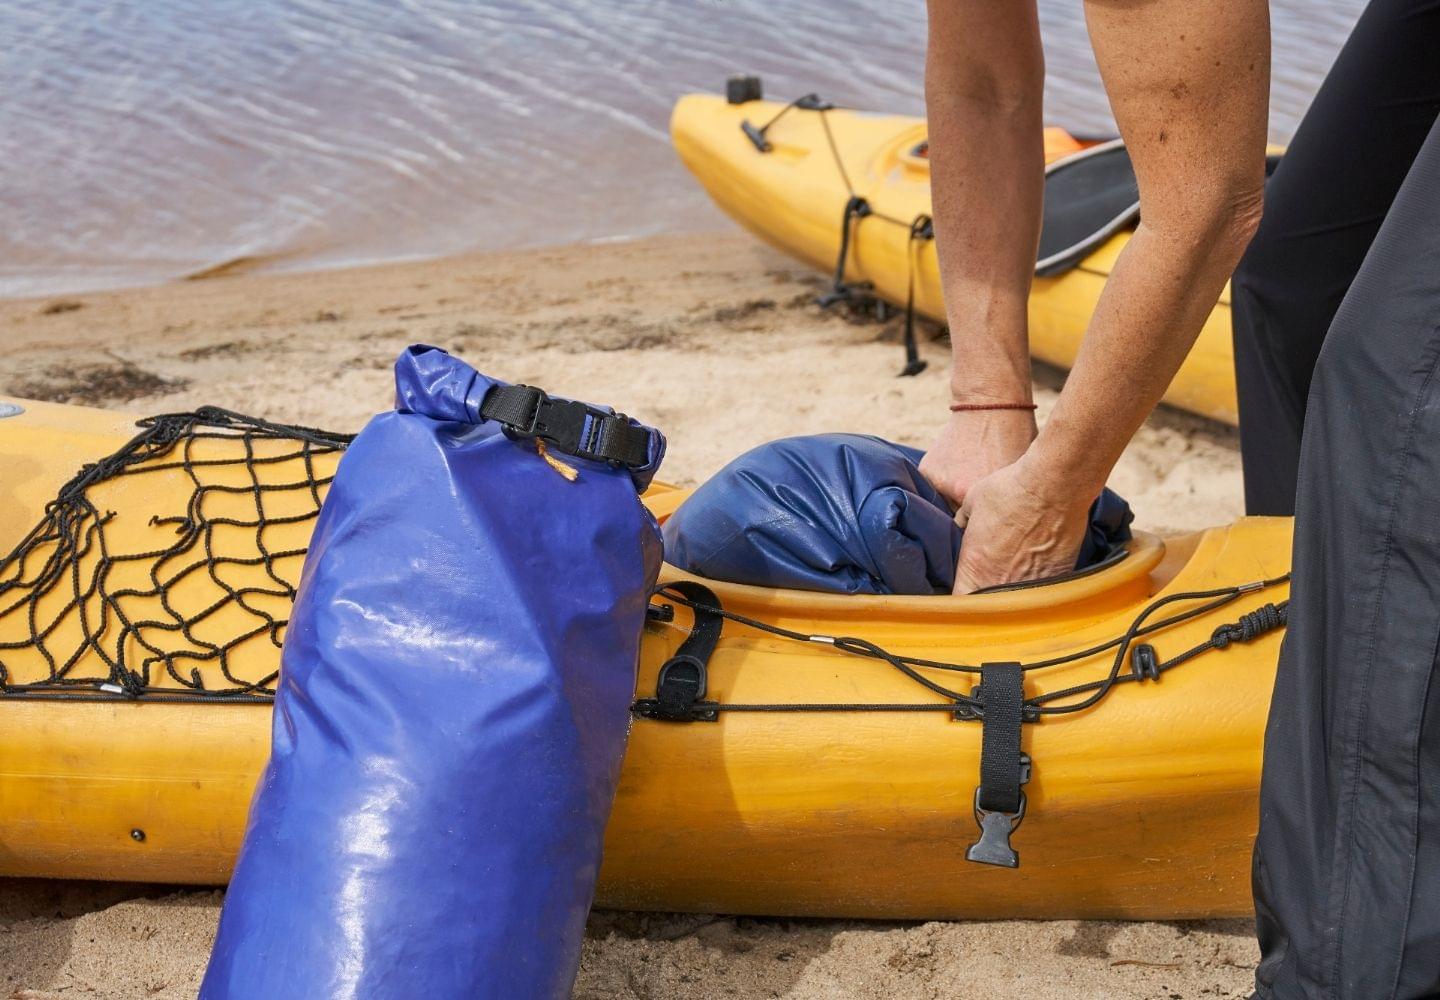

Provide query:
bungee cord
left=641, top=575, right=1289, bottom=720
left=0, top=408, right=351, bottom=703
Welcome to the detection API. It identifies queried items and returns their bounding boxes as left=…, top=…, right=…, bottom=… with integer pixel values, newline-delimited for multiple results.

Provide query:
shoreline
left=0, top=225, right=682, bottom=304
left=1, top=230, right=1243, bottom=530
left=0, top=231, right=1256, bottom=999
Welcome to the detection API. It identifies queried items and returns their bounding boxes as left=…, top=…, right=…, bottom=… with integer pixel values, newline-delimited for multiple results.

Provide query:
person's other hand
left=951, top=454, right=1093, bottom=594
left=918, top=408, right=1037, bottom=510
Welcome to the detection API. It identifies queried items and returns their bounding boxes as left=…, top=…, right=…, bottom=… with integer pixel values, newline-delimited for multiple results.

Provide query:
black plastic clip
left=967, top=754, right=1031, bottom=869
left=1131, top=643, right=1161, bottom=681
left=632, top=582, right=724, bottom=724
left=726, top=75, right=763, bottom=106
left=793, top=93, right=835, bottom=112
left=741, top=119, right=772, bottom=152
left=480, top=384, right=651, bottom=470
left=641, top=654, right=718, bottom=723
left=953, top=695, right=1040, bottom=724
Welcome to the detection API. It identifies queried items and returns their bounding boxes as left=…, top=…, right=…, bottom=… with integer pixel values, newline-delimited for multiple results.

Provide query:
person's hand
left=918, top=408, right=1037, bottom=510
left=951, top=454, right=1094, bottom=594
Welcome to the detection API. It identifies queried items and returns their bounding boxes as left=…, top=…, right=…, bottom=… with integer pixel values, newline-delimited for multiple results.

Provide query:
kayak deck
left=0, top=397, right=1290, bottom=918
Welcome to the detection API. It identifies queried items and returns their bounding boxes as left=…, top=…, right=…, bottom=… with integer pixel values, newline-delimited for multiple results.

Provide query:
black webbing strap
left=633, top=582, right=724, bottom=722
left=816, top=195, right=874, bottom=310
left=479, top=384, right=652, bottom=469
left=898, top=214, right=934, bottom=377
left=966, top=662, right=1030, bottom=868
left=976, top=662, right=1025, bottom=813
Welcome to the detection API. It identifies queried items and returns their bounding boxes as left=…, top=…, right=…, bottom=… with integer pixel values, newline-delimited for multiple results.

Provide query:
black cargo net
left=0, top=408, right=352, bottom=703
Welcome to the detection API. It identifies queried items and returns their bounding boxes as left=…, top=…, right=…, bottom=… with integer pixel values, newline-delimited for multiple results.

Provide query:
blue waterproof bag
left=663, top=433, right=1132, bottom=594
left=202, top=345, right=665, bottom=1000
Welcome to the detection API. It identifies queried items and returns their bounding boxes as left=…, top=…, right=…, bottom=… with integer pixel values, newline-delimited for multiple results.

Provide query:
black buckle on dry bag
left=965, top=662, right=1031, bottom=869
left=633, top=582, right=723, bottom=723
left=480, top=384, right=652, bottom=470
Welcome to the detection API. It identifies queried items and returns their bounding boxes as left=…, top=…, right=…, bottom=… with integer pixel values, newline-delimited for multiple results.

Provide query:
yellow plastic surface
left=671, top=95, right=1271, bottom=425
left=0, top=398, right=1292, bottom=919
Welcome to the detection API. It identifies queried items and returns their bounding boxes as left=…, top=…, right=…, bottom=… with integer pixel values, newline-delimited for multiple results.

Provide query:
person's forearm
left=1028, top=0, right=1270, bottom=500
left=1030, top=202, right=1262, bottom=496
left=925, top=0, right=1045, bottom=404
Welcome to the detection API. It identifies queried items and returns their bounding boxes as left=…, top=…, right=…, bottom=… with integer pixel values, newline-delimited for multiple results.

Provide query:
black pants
left=1231, top=0, right=1440, bottom=517
left=1244, top=3, right=1440, bottom=996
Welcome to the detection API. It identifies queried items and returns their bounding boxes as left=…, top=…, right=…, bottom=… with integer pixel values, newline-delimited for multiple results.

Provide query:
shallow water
left=1, top=0, right=1364, bottom=297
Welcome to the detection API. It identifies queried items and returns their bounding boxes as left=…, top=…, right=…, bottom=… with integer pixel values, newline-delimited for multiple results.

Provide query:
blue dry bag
left=201, top=345, right=665, bottom=1000
left=662, top=433, right=1132, bottom=594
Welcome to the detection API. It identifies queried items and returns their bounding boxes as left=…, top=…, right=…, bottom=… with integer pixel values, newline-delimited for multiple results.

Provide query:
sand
left=0, top=232, right=1255, bottom=999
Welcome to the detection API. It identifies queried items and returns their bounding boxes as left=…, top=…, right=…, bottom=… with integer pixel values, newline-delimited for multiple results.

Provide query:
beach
left=0, top=231, right=1255, bottom=999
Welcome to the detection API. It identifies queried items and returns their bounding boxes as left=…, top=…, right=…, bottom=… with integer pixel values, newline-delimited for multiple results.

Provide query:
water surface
left=0, top=0, right=1365, bottom=297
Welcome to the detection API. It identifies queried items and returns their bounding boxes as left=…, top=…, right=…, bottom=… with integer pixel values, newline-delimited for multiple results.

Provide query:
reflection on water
left=0, top=0, right=1363, bottom=297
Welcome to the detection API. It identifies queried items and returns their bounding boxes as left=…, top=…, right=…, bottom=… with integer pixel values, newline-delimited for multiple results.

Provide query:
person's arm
left=948, top=0, right=1271, bottom=593
left=916, top=0, right=1045, bottom=508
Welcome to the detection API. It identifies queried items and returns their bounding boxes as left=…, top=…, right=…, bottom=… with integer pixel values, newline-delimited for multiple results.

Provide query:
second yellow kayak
left=672, top=91, right=1244, bottom=424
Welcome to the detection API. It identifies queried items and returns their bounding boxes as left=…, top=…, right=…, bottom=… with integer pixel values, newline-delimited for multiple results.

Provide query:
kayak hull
left=671, top=94, right=1244, bottom=425
left=0, top=398, right=1289, bottom=919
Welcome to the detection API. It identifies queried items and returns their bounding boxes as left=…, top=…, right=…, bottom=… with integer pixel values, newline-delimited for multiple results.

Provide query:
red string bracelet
left=948, top=402, right=1037, bottom=412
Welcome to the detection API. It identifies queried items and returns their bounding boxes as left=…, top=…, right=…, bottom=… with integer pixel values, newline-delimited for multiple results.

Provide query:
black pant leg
left=1230, top=0, right=1440, bottom=516
left=1405, top=655, right=1440, bottom=996
left=1254, top=116, right=1440, bottom=1000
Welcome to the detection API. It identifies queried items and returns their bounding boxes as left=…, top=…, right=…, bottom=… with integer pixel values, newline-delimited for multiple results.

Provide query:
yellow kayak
left=0, top=397, right=1290, bottom=919
left=672, top=91, right=1245, bottom=424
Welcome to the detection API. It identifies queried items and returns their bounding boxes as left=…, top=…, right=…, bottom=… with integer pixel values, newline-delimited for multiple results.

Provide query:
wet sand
left=0, top=231, right=1255, bottom=999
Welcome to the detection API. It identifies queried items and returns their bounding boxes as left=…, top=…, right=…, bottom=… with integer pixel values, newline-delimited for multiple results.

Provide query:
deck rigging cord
left=638, top=574, right=1288, bottom=867
left=635, top=576, right=1289, bottom=720
left=744, top=93, right=936, bottom=376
